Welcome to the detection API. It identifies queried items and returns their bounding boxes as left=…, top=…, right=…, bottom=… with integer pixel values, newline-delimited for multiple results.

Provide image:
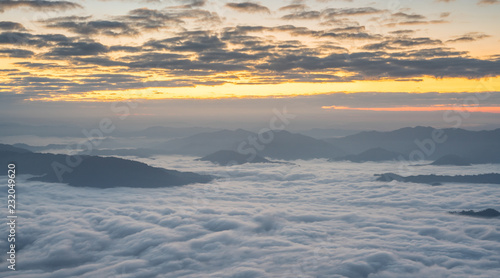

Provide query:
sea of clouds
left=0, top=157, right=499, bottom=277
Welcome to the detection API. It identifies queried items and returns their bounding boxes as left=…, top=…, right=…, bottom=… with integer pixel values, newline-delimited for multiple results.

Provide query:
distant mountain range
left=197, top=150, right=274, bottom=166
left=0, top=144, right=213, bottom=188
left=325, top=126, right=500, bottom=164
left=155, top=129, right=345, bottom=159
left=13, top=126, right=500, bottom=164
left=375, top=173, right=500, bottom=185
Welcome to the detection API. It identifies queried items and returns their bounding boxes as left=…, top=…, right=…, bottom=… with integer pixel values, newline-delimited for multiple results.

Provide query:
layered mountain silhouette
left=0, top=144, right=212, bottom=188
left=332, top=148, right=401, bottom=162
left=325, top=126, right=500, bottom=164
left=16, top=126, right=500, bottom=164
left=197, top=150, right=275, bottom=165
left=375, top=173, right=500, bottom=185
left=155, top=129, right=345, bottom=159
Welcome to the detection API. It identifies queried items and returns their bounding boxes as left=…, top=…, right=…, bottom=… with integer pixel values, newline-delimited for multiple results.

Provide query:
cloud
left=1, top=157, right=499, bottom=277
left=41, top=16, right=137, bottom=37
left=447, top=32, right=490, bottom=43
left=171, top=0, right=206, bottom=8
left=0, top=31, right=72, bottom=47
left=44, top=41, right=109, bottom=57
left=0, top=48, right=34, bottom=57
left=391, top=12, right=426, bottom=21
left=282, top=7, right=383, bottom=21
left=0, top=21, right=26, bottom=31
left=322, top=7, right=384, bottom=17
left=278, top=4, right=308, bottom=11
left=0, top=0, right=82, bottom=13
left=282, top=10, right=321, bottom=20
left=225, top=2, right=270, bottom=14
left=0, top=1, right=498, bottom=100
left=362, top=37, right=442, bottom=50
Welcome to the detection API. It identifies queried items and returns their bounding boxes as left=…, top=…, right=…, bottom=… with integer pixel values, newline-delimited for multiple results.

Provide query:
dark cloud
left=321, top=29, right=379, bottom=40
left=391, top=12, right=426, bottom=20
left=14, top=61, right=66, bottom=69
left=0, top=0, right=82, bottom=13
left=257, top=50, right=500, bottom=79
left=282, top=11, right=321, bottom=20
left=0, top=31, right=72, bottom=47
left=279, top=4, right=308, bottom=11
left=0, top=48, right=33, bottom=57
left=363, top=37, right=442, bottom=50
left=447, top=32, right=490, bottom=43
left=0, top=1, right=498, bottom=99
left=45, top=41, right=109, bottom=57
left=172, top=0, right=206, bottom=8
left=225, top=2, right=270, bottom=14
left=42, top=17, right=137, bottom=36
left=115, top=7, right=221, bottom=31
left=145, top=31, right=226, bottom=52
left=282, top=6, right=383, bottom=23
left=389, top=29, right=415, bottom=36
left=398, top=19, right=448, bottom=25
left=0, top=21, right=26, bottom=31
left=322, top=7, right=384, bottom=18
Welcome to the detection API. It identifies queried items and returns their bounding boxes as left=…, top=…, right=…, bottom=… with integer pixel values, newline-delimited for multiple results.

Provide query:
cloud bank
left=1, top=157, right=499, bottom=277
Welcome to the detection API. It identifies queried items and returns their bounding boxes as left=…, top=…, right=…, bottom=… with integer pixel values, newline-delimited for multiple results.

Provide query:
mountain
left=296, top=128, right=359, bottom=139
left=157, top=129, right=345, bottom=159
left=81, top=148, right=161, bottom=158
left=431, top=154, right=471, bottom=166
left=0, top=143, right=32, bottom=153
left=325, top=126, right=500, bottom=163
left=258, top=130, right=345, bottom=160
left=156, top=129, right=254, bottom=156
left=119, top=126, right=220, bottom=138
left=0, top=146, right=213, bottom=188
left=12, top=143, right=68, bottom=152
left=449, top=209, right=500, bottom=218
left=197, top=150, right=273, bottom=165
left=375, top=173, right=500, bottom=185
left=332, top=148, right=401, bottom=162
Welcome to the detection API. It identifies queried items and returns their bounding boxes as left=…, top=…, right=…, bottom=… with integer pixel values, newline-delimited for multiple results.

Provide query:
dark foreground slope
left=0, top=145, right=213, bottom=188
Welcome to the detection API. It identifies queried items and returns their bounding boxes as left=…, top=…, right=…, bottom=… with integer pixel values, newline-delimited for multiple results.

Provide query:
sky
left=1, top=0, right=500, bottom=130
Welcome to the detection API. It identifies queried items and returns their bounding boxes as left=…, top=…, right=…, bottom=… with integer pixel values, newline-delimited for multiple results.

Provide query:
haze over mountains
left=325, top=126, right=500, bottom=164
left=5, top=126, right=500, bottom=165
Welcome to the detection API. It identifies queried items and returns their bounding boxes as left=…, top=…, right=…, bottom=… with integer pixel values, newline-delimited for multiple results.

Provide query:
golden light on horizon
left=23, top=76, right=500, bottom=102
